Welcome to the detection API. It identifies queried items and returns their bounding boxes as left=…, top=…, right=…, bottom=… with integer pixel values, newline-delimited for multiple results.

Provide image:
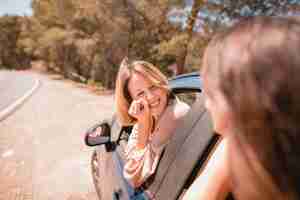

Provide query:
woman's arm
left=128, top=99, right=153, bottom=149
left=182, top=138, right=230, bottom=200
left=123, top=98, right=156, bottom=188
left=135, top=117, right=152, bottom=149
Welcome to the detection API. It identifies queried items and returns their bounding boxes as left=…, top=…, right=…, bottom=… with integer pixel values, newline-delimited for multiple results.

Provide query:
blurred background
left=1, top=1, right=300, bottom=200
left=0, top=0, right=299, bottom=89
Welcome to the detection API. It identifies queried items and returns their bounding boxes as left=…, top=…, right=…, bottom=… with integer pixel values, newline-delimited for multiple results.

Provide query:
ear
left=209, top=93, right=234, bottom=136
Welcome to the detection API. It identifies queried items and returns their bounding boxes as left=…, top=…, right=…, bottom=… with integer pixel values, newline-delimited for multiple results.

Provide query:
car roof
left=168, top=72, right=202, bottom=92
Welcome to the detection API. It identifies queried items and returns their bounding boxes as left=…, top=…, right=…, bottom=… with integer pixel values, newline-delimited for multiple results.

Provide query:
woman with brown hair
left=200, top=16, right=300, bottom=199
left=115, top=58, right=190, bottom=189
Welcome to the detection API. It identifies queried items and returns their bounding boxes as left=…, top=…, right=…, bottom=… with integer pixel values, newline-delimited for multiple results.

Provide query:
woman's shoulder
left=172, top=98, right=190, bottom=118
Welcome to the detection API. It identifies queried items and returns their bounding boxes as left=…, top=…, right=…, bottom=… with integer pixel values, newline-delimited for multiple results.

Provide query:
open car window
left=175, top=91, right=199, bottom=106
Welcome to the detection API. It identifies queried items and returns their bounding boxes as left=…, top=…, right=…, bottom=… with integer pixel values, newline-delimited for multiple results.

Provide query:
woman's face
left=128, top=72, right=168, bottom=118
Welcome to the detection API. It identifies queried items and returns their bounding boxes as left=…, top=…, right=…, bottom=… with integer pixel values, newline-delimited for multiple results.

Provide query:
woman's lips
left=150, top=99, right=160, bottom=108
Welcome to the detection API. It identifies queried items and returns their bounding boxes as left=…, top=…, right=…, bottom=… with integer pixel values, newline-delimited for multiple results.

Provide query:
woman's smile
left=149, top=99, right=160, bottom=108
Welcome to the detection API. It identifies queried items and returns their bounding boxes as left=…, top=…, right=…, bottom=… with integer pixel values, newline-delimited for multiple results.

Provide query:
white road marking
left=0, top=78, right=40, bottom=121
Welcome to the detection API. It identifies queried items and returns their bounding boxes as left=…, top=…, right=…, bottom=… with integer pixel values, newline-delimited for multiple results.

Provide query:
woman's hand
left=129, top=98, right=151, bottom=124
left=128, top=98, right=153, bottom=149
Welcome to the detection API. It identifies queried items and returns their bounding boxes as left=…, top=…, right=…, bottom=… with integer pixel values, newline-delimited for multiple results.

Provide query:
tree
left=0, top=15, right=30, bottom=69
left=194, top=0, right=300, bottom=33
left=176, top=0, right=205, bottom=74
left=163, top=0, right=300, bottom=73
left=14, top=0, right=300, bottom=87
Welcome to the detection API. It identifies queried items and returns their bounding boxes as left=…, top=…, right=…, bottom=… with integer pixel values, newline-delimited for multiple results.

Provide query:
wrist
left=138, top=114, right=151, bottom=125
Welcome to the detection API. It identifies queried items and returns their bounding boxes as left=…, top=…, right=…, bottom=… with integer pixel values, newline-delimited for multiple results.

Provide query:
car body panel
left=154, top=107, right=215, bottom=199
left=168, top=72, right=201, bottom=92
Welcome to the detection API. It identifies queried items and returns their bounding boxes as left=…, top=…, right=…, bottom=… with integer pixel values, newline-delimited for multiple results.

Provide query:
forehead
left=128, top=72, right=152, bottom=93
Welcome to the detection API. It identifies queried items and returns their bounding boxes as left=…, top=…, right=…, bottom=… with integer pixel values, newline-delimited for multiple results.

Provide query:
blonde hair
left=115, top=58, right=169, bottom=125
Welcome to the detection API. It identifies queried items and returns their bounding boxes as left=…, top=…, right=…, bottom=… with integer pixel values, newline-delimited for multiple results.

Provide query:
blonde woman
left=115, top=58, right=190, bottom=188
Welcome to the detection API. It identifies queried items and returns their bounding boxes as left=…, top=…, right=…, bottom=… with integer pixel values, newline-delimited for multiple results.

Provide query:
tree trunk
left=176, top=0, right=204, bottom=75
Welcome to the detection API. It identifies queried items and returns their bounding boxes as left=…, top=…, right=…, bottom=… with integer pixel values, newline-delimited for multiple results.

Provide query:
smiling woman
left=115, top=58, right=190, bottom=188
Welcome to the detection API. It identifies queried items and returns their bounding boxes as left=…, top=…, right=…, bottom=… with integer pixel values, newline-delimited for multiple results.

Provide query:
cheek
left=214, top=112, right=230, bottom=135
left=205, top=97, right=234, bottom=136
left=156, top=90, right=167, bottom=104
left=206, top=103, right=228, bottom=135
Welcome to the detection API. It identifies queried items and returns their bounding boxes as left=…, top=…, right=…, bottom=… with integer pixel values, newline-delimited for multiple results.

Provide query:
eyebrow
left=133, top=84, right=156, bottom=97
left=134, top=89, right=143, bottom=96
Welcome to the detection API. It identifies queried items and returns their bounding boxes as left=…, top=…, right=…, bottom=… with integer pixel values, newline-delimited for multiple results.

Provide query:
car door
left=147, top=96, right=217, bottom=199
left=112, top=92, right=215, bottom=200
left=94, top=91, right=202, bottom=200
left=93, top=117, right=134, bottom=200
left=141, top=93, right=220, bottom=200
left=95, top=74, right=217, bottom=200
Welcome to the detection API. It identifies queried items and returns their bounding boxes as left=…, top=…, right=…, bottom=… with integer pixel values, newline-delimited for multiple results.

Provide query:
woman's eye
left=150, top=85, right=157, bottom=91
left=137, top=91, right=145, bottom=98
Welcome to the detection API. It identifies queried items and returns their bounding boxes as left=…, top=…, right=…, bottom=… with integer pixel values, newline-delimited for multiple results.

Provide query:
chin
left=151, top=108, right=160, bottom=116
left=150, top=99, right=167, bottom=118
left=151, top=107, right=163, bottom=118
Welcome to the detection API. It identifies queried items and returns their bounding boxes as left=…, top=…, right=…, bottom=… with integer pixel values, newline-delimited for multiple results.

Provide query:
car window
left=174, top=91, right=200, bottom=107
left=118, top=126, right=132, bottom=152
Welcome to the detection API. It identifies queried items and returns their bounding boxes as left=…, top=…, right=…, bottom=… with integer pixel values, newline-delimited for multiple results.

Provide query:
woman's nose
left=145, top=90, right=155, bottom=100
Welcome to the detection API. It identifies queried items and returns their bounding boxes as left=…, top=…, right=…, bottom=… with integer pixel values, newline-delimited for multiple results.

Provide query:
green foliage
left=18, top=37, right=36, bottom=55
left=0, top=15, right=30, bottom=69
left=31, top=0, right=62, bottom=27
left=154, top=33, right=188, bottom=59
left=202, top=0, right=300, bottom=28
left=1, top=0, right=300, bottom=88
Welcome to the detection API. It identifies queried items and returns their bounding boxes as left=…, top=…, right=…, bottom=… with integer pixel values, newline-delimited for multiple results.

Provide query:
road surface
left=0, top=70, right=114, bottom=200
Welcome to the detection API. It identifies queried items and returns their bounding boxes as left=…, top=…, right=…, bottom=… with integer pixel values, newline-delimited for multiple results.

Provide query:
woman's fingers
left=129, top=100, right=139, bottom=116
left=139, top=98, right=149, bottom=112
left=128, top=99, right=150, bottom=120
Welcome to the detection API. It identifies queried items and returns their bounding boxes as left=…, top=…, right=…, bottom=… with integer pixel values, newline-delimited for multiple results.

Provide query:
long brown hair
left=202, top=17, right=300, bottom=199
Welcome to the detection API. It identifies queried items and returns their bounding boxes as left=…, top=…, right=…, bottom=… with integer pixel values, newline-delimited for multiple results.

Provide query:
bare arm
left=182, top=138, right=230, bottom=200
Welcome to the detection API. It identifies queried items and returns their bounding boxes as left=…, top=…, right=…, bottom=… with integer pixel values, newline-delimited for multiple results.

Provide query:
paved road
left=0, top=71, right=38, bottom=113
left=0, top=70, right=114, bottom=200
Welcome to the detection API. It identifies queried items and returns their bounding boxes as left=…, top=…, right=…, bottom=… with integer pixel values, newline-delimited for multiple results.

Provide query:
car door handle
left=113, top=188, right=122, bottom=200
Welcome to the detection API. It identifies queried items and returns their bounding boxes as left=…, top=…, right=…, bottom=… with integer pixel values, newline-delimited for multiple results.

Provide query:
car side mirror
left=84, top=123, right=111, bottom=146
